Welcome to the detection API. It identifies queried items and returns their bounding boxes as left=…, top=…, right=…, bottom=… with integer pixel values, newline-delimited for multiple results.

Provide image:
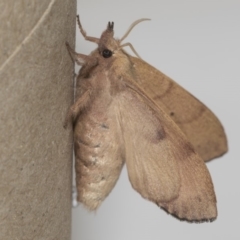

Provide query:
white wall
left=72, top=1, right=240, bottom=239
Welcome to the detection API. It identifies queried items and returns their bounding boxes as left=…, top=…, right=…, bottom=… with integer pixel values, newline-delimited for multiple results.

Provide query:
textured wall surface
left=0, top=0, right=76, bottom=239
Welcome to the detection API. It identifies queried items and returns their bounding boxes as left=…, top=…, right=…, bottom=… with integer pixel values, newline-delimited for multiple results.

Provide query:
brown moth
left=65, top=16, right=227, bottom=222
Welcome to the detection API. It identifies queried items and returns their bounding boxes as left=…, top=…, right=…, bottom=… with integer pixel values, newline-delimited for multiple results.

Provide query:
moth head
left=68, top=17, right=150, bottom=68
left=98, top=18, right=151, bottom=59
left=98, top=21, right=117, bottom=58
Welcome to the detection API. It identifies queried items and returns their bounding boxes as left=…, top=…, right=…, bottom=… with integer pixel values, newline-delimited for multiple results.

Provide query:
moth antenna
left=120, top=42, right=141, bottom=59
left=120, top=18, right=151, bottom=42
left=77, top=15, right=99, bottom=44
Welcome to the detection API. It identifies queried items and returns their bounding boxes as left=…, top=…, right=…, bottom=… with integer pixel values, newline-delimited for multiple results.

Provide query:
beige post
left=0, top=0, right=76, bottom=239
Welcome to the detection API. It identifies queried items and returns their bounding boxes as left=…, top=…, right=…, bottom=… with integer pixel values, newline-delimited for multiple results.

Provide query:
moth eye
left=102, top=49, right=112, bottom=58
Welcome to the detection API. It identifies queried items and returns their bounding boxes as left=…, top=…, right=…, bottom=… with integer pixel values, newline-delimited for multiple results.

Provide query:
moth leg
left=76, top=15, right=99, bottom=44
left=64, top=89, right=92, bottom=128
left=66, top=42, right=89, bottom=66
left=120, top=42, right=141, bottom=59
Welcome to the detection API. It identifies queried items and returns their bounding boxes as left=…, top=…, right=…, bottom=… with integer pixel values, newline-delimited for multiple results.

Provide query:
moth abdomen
left=74, top=105, right=124, bottom=210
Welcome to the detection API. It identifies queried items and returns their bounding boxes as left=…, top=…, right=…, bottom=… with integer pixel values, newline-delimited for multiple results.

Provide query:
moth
left=65, top=16, right=227, bottom=222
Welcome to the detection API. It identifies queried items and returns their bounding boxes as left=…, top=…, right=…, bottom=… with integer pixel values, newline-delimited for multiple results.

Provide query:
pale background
left=72, top=0, right=240, bottom=239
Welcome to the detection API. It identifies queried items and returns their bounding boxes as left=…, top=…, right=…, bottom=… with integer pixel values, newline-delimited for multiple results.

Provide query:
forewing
left=116, top=87, right=217, bottom=221
left=129, top=56, right=227, bottom=161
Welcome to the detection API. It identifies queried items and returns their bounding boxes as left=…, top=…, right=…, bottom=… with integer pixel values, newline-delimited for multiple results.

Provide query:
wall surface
left=72, top=0, right=240, bottom=240
left=0, top=1, right=76, bottom=239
